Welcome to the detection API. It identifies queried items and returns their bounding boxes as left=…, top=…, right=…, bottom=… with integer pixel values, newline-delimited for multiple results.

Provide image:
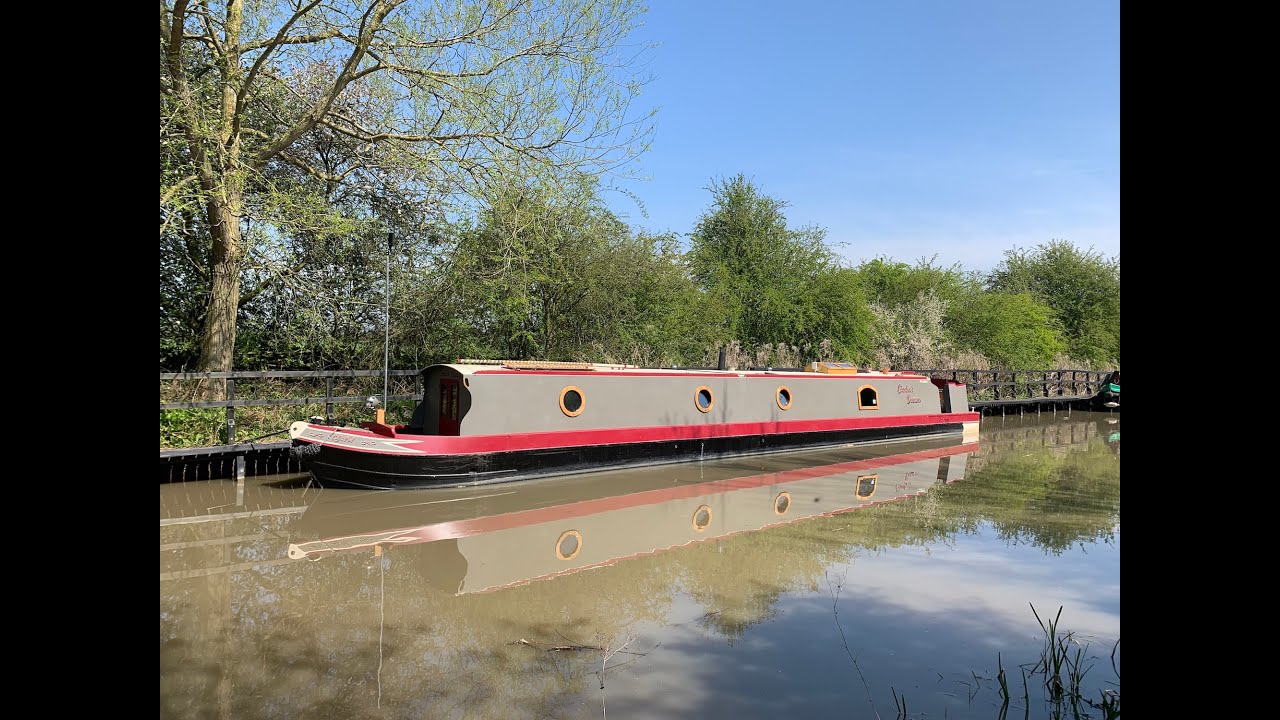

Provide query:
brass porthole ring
left=776, top=385, right=793, bottom=411
left=695, top=385, right=715, bottom=413
left=555, top=530, right=583, bottom=560
left=856, top=474, right=878, bottom=500
left=774, top=491, right=791, bottom=515
left=559, top=386, right=585, bottom=417
left=692, top=504, right=713, bottom=531
left=857, top=384, right=879, bottom=410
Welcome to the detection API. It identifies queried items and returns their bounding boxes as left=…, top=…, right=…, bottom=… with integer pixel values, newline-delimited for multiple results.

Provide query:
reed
left=1027, top=604, right=1120, bottom=717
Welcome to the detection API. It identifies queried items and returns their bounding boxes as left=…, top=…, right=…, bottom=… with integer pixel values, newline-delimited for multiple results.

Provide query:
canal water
left=160, top=411, right=1120, bottom=719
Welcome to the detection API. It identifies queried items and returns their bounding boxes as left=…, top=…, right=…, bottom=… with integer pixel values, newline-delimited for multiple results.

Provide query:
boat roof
left=429, top=360, right=930, bottom=380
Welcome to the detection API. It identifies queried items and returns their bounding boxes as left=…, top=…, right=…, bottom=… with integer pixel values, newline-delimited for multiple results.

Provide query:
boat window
left=695, top=386, right=715, bottom=413
left=776, top=386, right=793, bottom=411
left=555, top=530, right=583, bottom=560
left=856, top=474, right=877, bottom=499
left=559, top=386, right=585, bottom=417
left=774, top=492, right=791, bottom=515
left=692, top=505, right=713, bottom=531
left=858, top=385, right=879, bottom=410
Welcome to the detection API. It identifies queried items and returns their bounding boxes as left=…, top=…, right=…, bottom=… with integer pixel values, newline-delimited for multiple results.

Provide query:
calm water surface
left=160, top=412, right=1120, bottom=719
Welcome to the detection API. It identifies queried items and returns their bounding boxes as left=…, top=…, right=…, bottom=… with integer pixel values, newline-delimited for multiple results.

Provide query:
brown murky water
left=160, top=411, right=1120, bottom=719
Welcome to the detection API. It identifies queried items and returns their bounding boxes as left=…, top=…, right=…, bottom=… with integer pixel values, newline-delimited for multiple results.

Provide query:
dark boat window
left=856, top=474, right=877, bottom=499
left=776, top=386, right=793, bottom=411
left=774, top=492, right=791, bottom=515
left=559, top=386, right=585, bottom=417
left=692, top=505, right=713, bottom=531
left=556, top=530, right=582, bottom=560
left=695, top=386, right=715, bottom=413
left=858, top=385, right=879, bottom=410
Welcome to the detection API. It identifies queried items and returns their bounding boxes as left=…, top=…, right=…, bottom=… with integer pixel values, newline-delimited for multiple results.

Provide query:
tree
left=160, top=0, right=654, bottom=372
left=449, top=179, right=629, bottom=360
left=988, top=241, right=1120, bottom=364
left=856, top=256, right=972, bottom=308
left=946, top=292, right=1065, bottom=368
left=687, top=174, right=870, bottom=360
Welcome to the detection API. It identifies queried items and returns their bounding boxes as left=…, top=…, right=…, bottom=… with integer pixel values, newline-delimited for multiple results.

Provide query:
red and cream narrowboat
left=288, top=360, right=979, bottom=489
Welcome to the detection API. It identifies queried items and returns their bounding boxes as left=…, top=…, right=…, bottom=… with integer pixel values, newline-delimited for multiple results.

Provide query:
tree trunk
left=197, top=191, right=244, bottom=379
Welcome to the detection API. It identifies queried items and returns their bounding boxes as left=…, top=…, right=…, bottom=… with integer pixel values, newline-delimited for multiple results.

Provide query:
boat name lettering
left=897, top=384, right=914, bottom=394
left=304, top=428, right=379, bottom=448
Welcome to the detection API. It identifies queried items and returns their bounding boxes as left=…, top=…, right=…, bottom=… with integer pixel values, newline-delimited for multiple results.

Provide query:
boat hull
left=291, top=419, right=976, bottom=489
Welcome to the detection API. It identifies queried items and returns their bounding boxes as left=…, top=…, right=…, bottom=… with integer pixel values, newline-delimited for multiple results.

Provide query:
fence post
left=994, top=371, right=1001, bottom=401
left=1071, top=370, right=1078, bottom=395
left=225, top=377, right=236, bottom=445
left=226, top=376, right=246, bottom=480
left=1043, top=371, right=1049, bottom=397
left=325, top=376, right=334, bottom=425
left=415, top=373, right=423, bottom=406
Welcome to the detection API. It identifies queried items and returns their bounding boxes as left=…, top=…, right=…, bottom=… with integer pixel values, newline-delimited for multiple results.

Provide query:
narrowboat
left=1091, top=370, right=1120, bottom=410
left=286, top=438, right=980, bottom=593
left=288, top=360, right=980, bottom=489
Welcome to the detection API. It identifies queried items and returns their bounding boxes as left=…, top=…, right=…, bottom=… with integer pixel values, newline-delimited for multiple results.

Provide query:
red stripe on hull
left=300, top=412, right=980, bottom=456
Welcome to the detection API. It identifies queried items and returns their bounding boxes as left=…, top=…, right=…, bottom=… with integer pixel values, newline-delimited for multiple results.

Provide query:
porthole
left=776, top=386, right=793, bottom=411
left=774, top=491, right=791, bottom=515
left=858, top=385, right=879, bottom=410
left=856, top=474, right=877, bottom=499
left=692, top=504, right=713, bottom=531
left=555, top=530, right=583, bottom=560
left=695, top=386, right=715, bottom=413
left=560, top=386, right=585, bottom=417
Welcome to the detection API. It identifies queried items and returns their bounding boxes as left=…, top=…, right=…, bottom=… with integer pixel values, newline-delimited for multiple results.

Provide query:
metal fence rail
left=911, top=369, right=1112, bottom=403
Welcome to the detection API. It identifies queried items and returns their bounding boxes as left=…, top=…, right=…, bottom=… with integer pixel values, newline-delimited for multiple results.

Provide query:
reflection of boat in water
left=286, top=436, right=979, bottom=594
left=287, top=361, right=980, bottom=490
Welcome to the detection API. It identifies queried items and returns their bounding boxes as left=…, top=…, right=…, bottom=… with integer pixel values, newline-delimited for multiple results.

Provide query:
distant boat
left=1091, top=370, right=1120, bottom=410
left=286, top=438, right=980, bottom=594
left=288, top=360, right=980, bottom=489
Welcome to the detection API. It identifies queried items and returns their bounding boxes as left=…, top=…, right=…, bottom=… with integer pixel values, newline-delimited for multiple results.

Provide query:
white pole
left=384, top=233, right=392, bottom=410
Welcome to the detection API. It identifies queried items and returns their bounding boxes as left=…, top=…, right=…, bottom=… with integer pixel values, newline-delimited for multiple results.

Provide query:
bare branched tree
left=160, top=0, right=655, bottom=371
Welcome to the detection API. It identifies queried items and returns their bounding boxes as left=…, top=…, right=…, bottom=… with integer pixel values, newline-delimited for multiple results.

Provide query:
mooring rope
left=237, top=427, right=289, bottom=444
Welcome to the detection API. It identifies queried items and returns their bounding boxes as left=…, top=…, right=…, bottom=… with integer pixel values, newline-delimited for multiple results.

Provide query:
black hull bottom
left=294, top=423, right=968, bottom=490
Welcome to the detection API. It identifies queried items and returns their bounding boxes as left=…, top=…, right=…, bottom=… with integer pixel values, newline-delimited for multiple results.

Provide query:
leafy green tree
left=988, top=241, right=1119, bottom=364
left=160, top=0, right=654, bottom=372
left=856, top=256, right=973, bottom=308
left=687, top=174, right=871, bottom=361
left=441, top=178, right=725, bottom=365
left=946, top=292, right=1065, bottom=368
left=566, top=232, right=732, bottom=366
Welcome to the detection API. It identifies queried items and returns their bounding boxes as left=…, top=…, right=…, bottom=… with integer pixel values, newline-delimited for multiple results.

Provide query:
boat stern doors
left=438, top=378, right=461, bottom=436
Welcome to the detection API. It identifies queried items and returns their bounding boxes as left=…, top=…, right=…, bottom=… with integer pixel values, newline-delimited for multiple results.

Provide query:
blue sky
left=605, top=1, right=1120, bottom=272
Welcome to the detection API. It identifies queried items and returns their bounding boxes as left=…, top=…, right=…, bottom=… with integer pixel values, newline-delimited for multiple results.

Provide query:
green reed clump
left=1027, top=604, right=1120, bottom=717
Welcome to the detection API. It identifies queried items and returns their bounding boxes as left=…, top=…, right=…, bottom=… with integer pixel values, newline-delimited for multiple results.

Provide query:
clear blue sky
left=606, top=0, right=1120, bottom=272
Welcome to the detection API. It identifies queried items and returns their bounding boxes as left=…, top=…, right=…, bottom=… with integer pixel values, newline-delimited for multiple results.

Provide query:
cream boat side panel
left=456, top=373, right=945, bottom=435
